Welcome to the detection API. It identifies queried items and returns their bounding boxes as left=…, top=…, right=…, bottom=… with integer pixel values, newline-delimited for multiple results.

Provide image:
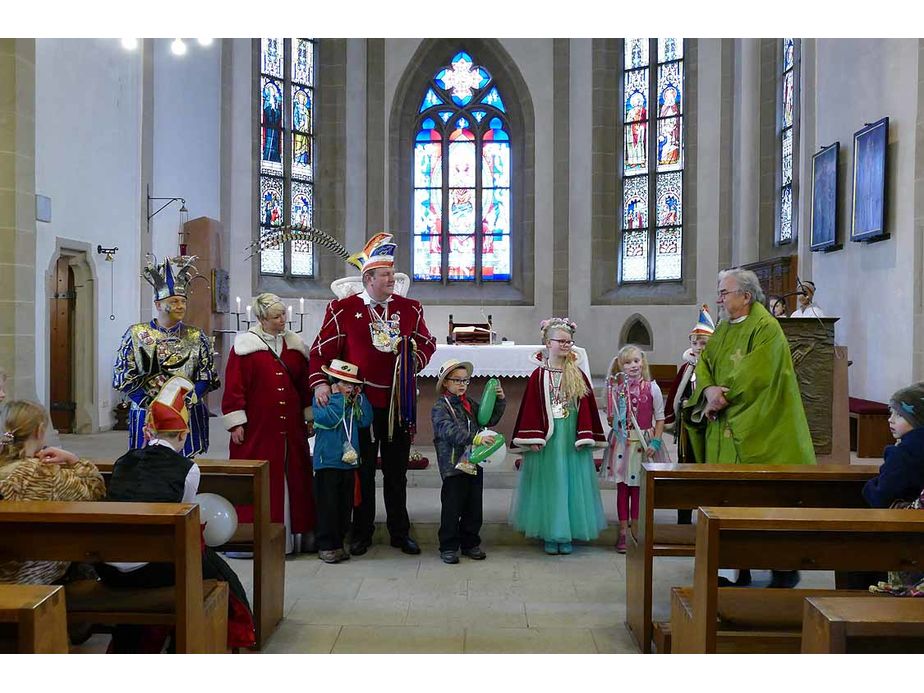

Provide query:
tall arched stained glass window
left=258, top=37, right=316, bottom=277
left=413, top=51, right=511, bottom=282
left=778, top=38, right=796, bottom=244
left=619, top=38, right=684, bottom=283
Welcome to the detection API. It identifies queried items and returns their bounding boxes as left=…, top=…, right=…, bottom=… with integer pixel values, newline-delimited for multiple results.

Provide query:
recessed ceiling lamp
left=171, top=38, right=187, bottom=56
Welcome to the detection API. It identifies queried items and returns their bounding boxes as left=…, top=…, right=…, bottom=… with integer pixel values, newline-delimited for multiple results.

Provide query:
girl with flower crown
left=509, top=318, right=607, bottom=555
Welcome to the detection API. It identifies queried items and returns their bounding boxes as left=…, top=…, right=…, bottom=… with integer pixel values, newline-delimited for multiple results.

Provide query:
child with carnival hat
left=312, top=359, right=373, bottom=564
left=99, top=376, right=255, bottom=652
left=432, top=359, right=506, bottom=564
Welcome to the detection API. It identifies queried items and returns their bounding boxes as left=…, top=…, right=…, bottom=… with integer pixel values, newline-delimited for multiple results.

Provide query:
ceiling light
left=197, top=38, right=213, bottom=47
left=120, top=38, right=138, bottom=51
left=171, top=38, right=187, bottom=56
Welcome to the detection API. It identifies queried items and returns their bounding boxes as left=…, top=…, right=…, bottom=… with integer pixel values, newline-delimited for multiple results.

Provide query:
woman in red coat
left=222, top=293, right=315, bottom=554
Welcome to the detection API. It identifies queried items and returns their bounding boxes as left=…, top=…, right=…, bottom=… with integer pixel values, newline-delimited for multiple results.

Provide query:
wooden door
left=49, top=257, right=75, bottom=433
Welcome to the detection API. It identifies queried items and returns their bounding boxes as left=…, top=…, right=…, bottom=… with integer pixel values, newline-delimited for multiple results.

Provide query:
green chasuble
left=683, top=302, right=815, bottom=465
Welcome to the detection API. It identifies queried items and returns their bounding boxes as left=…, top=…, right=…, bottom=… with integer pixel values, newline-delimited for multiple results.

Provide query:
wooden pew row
left=0, top=584, right=69, bottom=653
left=802, top=596, right=924, bottom=653
left=671, top=507, right=924, bottom=653
left=627, top=463, right=880, bottom=653
left=0, top=501, right=227, bottom=653
left=91, top=458, right=284, bottom=650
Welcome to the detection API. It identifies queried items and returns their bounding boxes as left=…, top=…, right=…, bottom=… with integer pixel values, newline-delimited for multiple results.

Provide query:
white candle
left=288, top=305, right=293, bottom=321
left=299, top=297, right=305, bottom=314
left=236, top=296, right=241, bottom=313
left=246, top=305, right=251, bottom=322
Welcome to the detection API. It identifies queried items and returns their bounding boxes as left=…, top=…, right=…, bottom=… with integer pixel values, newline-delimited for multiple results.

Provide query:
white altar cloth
left=418, top=344, right=591, bottom=380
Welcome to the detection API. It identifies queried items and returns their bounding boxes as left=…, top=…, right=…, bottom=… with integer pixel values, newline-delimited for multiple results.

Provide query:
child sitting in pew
left=845, top=382, right=924, bottom=590
left=862, top=382, right=924, bottom=508
left=96, top=376, right=256, bottom=652
left=0, top=400, right=105, bottom=585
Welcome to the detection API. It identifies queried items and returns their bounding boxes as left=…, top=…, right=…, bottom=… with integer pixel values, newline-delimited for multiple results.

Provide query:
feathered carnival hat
left=246, top=225, right=409, bottom=299
left=148, top=376, right=194, bottom=433
left=143, top=254, right=200, bottom=302
left=690, top=304, right=716, bottom=337
left=539, top=317, right=577, bottom=338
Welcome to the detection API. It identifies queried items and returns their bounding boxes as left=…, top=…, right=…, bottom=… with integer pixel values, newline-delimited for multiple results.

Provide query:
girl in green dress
left=510, top=318, right=607, bottom=555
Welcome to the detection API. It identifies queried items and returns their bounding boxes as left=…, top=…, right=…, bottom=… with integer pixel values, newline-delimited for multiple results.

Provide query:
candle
left=246, top=306, right=251, bottom=322
left=288, top=305, right=293, bottom=322
left=299, top=297, right=305, bottom=314
left=236, top=296, right=241, bottom=313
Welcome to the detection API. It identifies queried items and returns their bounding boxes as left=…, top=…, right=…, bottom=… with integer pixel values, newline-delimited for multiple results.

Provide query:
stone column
left=0, top=38, right=37, bottom=399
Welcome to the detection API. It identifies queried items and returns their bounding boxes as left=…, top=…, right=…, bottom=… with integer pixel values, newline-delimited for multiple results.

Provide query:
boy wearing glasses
left=432, top=359, right=506, bottom=564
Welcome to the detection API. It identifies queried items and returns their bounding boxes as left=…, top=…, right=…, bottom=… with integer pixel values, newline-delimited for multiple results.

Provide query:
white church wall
left=150, top=38, right=222, bottom=298
left=808, top=38, right=918, bottom=402
left=34, top=38, right=143, bottom=429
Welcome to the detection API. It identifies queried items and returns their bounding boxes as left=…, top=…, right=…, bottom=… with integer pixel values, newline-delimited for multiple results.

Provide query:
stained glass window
left=258, top=38, right=316, bottom=277
left=619, top=38, right=684, bottom=283
left=778, top=38, right=796, bottom=244
left=413, top=51, right=512, bottom=282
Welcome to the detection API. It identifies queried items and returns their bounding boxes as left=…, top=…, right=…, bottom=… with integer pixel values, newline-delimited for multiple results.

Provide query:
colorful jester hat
left=142, top=254, right=199, bottom=302
left=690, top=304, right=716, bottom=337
left=346, top=233, right=397, bottom=274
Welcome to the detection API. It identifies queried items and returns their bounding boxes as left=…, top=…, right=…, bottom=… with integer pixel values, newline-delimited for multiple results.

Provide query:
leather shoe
left=390, top=536, right=421, bottom=555
left=767, top=570, right=800, bottom=589
left=461, top=545, right=487, bottom=560
left=440, top=550, right=460, bottom=564
left=349, top=539, right=371, bottom=556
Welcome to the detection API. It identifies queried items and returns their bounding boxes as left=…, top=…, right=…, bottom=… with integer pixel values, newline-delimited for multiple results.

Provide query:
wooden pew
left=0, top=584, right=69, bottom=653
left=671, top=507, right=924, bottom=653
left=92, top=458, right=283, bottom=649
left=802, top=596, right=924, bottom=653
left=626, top=462, right=880, bottom=653
left=0, top=500, right=225, bottom=653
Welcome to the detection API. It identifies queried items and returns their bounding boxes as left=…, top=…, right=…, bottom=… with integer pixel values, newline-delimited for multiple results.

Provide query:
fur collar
left=232, top=329, right=306, bottom=357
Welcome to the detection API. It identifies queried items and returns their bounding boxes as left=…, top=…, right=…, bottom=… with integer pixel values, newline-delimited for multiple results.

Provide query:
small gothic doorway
left=49, top=256, right=75, bottom=432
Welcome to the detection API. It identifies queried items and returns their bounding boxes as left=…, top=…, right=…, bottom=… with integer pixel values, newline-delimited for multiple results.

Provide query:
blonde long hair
left=541, top=319, right=589, bottom=402
left=0, top=400, right=46, bottom=463
left=613, top=344, right=652, bottom=381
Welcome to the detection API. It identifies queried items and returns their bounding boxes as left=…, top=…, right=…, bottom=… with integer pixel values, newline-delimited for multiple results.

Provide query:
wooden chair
left=626, top=462, right=880, bottom=653
left=802, top=596, right=924, bottom=653
left=848, top=397, right=894, bottom=458
left=92, top=458, right=283, bottom=649
left=671, top=506, right=924, bottom=653
left=0, top=501, right=226, bottom=653
left=0, top=584, right=69, bottom=653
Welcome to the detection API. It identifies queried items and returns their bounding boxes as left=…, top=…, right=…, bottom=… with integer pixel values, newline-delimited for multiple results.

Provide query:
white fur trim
left=330, top=272, right=411, bottom=299
left=232, top=329, right=306, bottom=357
left=223, top=410, right=247, bottom=430
left=512, top=437, right=546, bottom=448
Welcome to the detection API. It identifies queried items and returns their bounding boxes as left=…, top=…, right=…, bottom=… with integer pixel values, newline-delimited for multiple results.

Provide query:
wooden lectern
left=777, top=317, right=849, bottom=463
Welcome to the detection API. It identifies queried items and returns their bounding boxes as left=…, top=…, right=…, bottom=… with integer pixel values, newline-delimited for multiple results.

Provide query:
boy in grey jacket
left=432, top=359, right=506, bottom=564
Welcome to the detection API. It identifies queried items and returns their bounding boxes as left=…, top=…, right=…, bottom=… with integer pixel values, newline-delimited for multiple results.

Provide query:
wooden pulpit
left=777, top=317, right=849, bottom=463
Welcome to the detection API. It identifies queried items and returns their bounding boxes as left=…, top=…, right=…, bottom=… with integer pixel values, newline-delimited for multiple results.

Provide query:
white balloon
left=195, top=493, right=239, bottom=547
left=477, top=436, right=508, bottom=467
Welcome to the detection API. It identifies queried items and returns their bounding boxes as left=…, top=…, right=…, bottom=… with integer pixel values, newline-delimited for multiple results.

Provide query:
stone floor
left=60, top=419, right=863, bottom=654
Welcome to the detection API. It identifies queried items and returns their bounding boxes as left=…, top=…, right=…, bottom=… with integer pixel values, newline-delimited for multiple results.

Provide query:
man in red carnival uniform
left=309, top=233, right=436, bottom=556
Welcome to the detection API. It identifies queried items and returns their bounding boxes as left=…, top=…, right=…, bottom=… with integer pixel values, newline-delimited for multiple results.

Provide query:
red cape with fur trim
left=511, top=364, right=606, bottom=451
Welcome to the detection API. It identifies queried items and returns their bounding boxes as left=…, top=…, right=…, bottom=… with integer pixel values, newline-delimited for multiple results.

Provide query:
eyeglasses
left=717, top=289, right=744, bottom=299
left=446, top=378, right=471, bottom=385
left=549, top=339, right=574, bottom=346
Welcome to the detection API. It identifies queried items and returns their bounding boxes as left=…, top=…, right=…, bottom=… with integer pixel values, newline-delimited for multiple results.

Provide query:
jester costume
left=112, top=256, right=218, bottom=457
left=683, top=302, right=815, bottom=465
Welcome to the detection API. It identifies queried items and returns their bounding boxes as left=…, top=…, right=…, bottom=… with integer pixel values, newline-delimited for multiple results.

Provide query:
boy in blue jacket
left=863, top=382, right=924, bottom=508
left=432, top=359, right=505, bottom=564
left=312, top=359, right=373, bottom=564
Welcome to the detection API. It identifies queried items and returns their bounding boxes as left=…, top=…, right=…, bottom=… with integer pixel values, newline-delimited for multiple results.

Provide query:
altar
left=415, top=344, right=592, bottom=445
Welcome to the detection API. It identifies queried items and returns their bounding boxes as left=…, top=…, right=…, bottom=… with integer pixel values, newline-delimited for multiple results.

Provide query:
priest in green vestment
left=684, top=268, right=815, bottom=466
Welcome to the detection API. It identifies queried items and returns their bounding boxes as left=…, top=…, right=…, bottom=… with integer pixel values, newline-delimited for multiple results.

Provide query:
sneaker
left=334, top=548, right=351, bottom=562
left=224, top=551, right=254, bottom=560
left=319, top=550, right=339, bottom=564
left=544, top=541, right=560, bottom=555
left=558, top=542, right=573, bottom=555
left=440, top=550, right=460, bottom=564
left=461, top=546, right=487, bottom=560
left=615, top=531, right=627, bottom=554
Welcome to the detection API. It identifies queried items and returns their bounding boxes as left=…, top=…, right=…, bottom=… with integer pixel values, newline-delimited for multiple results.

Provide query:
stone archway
left=46, top=242, right=98, bottom=433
